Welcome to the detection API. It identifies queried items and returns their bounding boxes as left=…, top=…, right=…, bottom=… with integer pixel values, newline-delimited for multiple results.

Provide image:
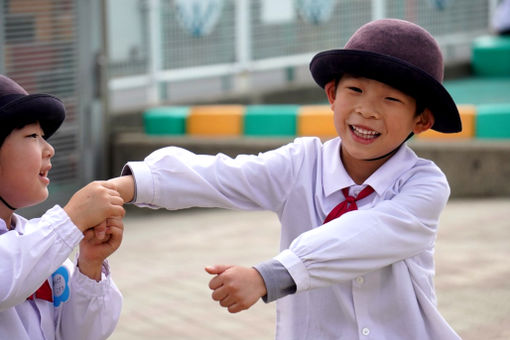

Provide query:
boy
left=110, top=19, right=462, bottom=339
left=0, top=75, right=125, bottom=340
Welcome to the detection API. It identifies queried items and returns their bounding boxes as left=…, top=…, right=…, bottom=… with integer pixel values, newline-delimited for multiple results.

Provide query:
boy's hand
left=206, top=265, right=267, bottom=313
left=64, top=181, right=125, bottom=232
left=78, top=217, right=124, bottom=281
left=107, top=175, right=135, bottom=203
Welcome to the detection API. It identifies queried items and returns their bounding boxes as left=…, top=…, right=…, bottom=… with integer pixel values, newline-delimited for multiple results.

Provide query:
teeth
left=352, top=125, right=379, bottom=139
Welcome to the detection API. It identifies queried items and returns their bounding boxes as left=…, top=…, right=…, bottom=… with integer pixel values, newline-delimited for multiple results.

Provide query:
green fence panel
left=476, top=104, right=510, bottom=138
left=144, top=106, right=190, bottom=135
left=472, top=36, right=510, bottom=77
left=244, top=105, right=299, bottom=137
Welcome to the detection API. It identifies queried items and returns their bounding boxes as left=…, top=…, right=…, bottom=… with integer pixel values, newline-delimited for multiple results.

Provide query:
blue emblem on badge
left=52, top=266, right=70, bottom=307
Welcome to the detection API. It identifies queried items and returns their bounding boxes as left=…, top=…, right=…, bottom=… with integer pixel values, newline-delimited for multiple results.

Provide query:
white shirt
left=125, top=137, right=460, bottom=340
left=0, top=205, right=123, bottom=340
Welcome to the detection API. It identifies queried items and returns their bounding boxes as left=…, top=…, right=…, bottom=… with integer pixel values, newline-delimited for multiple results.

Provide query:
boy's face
left=0, top=122, right=55, bottom=209
left=326, top=75, right=433, bottom=162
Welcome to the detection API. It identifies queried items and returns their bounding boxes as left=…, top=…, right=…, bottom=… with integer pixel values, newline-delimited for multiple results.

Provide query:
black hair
left=0, top=118, right=40, bottom=147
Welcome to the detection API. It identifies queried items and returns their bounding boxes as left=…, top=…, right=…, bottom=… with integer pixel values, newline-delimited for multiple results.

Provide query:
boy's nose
left=355, top=96, right=380, bottom=119
left=356, top=104, right=380, bottom=119
left=43, top=140, right=55, bottom=158
left=360, top=110, right=379, bottom=119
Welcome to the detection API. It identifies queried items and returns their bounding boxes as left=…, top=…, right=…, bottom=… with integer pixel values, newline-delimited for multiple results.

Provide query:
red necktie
left=27, top=279, right=53, bottom=303
left=324, top=186, right=375, bottom=223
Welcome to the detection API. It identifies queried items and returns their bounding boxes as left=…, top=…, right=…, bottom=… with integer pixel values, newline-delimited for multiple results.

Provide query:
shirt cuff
left=122, top=161, right=154, bottom=205
left=253, top=259, right=296, bottom=303
left=45, top=205, right=84, bottom=249
left=72, top=260, right=112, bottom=296
left=274, top=249, right=311, bottom=292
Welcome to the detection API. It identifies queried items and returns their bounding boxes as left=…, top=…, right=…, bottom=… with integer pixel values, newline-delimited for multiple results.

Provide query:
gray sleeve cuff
left=253, top=259, right=296, bottom=303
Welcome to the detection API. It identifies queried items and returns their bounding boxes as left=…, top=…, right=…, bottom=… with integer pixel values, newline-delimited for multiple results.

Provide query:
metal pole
left=234, top=0, right=251, bottom=93
left=0, top=0, right=5, bottom=73
left=372, top=0, right=386, bottom=20
left=147, top=0, right=162, bottom=105
left=99, top=0, right=111, bottom=178
left=488, top=0, right=499, bottom=31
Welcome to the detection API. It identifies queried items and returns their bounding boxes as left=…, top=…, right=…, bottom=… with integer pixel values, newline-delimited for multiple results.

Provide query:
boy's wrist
left=77, top=258, right=103, bottom=282
left=63, top=205, right=86, bottom=232
left=251, top=267, right=268, bottom=299
left=108, top=175, right=135, bottom=203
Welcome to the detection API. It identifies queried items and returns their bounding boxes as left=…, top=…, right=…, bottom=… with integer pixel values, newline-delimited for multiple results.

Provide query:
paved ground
left=108, top=198, right=510, bottom=340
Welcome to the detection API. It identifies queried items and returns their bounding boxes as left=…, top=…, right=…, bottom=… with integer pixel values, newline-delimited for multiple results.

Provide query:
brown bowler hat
left=0, top=75, right=65, bottom=144
left=310, top=19, right=461, bottom=133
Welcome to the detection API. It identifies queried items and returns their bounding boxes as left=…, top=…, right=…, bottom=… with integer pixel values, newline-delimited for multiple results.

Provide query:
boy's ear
left=324, top=80, right=337, bottom=105
left=412, top=108, right=435, bottom=134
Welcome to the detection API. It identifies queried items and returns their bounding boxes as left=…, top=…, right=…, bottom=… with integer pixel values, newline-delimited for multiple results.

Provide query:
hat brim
left=310, top=50, right=461, bottom=133
left=0, top=94, right=65, bottom=139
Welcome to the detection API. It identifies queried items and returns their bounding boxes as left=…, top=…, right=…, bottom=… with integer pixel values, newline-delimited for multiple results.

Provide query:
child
left=0, top=75, right=125, bottom=340
left=110, top=19, right=462, bottom=339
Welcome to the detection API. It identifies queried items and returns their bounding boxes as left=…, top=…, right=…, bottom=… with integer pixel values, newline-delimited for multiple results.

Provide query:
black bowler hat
left=310, top=19, right=461, bottom=133
left=0, top=75, right=65, bottom=144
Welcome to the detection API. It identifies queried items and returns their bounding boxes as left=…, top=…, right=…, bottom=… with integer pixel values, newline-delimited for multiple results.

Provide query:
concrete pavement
left=108, top=198, right=510, bottom=340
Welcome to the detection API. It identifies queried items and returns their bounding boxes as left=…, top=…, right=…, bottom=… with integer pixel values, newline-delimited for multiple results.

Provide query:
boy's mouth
left=39, top=165, right=51, bottom=179
left=350, top=125, right=380, bottom=140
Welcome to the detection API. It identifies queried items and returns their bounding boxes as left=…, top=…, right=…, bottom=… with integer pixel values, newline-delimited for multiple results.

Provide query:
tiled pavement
left=108, top=198, right=510, bottom=340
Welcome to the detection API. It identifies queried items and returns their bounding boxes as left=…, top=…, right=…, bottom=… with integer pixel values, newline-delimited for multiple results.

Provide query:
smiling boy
left=110, top=19, right=462, bottom=339
left=327, top=74, right=434, bottom=183
left=0, top=75, right=125, bottom=340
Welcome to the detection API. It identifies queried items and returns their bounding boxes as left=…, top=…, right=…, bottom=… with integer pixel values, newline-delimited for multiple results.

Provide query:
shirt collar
left=322, top=138, right=418, bottom=197
left=364, top=143, right=418, bottom=195
left=323, top=138, right=355, bottom=197
left=0, top=220, right=7, bottom=235
left=0, top=214, right=20, bottom=235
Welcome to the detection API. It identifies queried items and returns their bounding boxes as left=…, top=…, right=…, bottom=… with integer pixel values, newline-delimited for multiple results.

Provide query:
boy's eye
left=27, top=133, right=38, bottom=138
left=386, top=96, right=402, bottom=103
left=347, top=86, right=362, bottom=93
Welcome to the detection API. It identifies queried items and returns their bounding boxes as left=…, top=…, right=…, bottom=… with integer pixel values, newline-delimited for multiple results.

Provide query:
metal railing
left=107, top=0, right=499, bottom=108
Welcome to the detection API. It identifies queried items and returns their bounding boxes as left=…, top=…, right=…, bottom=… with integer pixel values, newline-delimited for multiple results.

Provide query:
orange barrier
left=297, top=105, right=337, bottom=138
left=417, top=105, right=476, bottom=139
left=187, top=105, right=244, bottom=136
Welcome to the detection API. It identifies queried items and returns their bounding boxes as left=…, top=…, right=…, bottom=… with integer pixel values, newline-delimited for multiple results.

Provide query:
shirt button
left=362, top=328, right=370, bottom=336
left=355, top=276, right=364, bottom=285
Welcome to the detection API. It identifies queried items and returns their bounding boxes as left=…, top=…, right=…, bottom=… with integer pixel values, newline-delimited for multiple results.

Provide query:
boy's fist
left=64, top=181, right=125, bottom=232
left=78, top=217, right=124, bottom=281
left=206, top=265, right=267, bottom=313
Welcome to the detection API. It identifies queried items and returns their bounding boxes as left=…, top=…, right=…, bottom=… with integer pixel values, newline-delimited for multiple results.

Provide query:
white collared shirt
left=0, top=205, right=122, bottom=340
left=126, top=137, right=460, bottom=340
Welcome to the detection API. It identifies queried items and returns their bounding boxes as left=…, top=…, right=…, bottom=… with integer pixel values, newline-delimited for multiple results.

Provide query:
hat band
left=0, top=196, right=17, bottom=210
left=362, top=132, right=414, bottom=161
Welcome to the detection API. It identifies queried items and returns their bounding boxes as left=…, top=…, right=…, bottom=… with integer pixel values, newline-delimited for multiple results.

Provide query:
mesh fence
left=1, top=0, right=81, bottom=184
left=105, top=0, right=494, bottom=108
left=108, top=0, right=492, bottom=82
